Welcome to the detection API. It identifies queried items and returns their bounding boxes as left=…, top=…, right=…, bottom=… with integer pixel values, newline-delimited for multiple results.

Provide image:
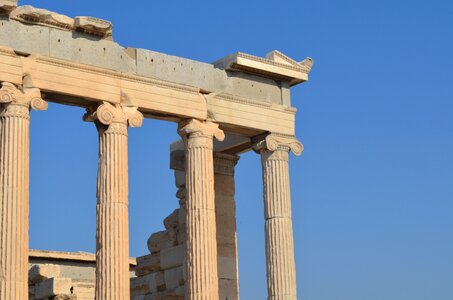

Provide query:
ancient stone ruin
left=0, top=1, right=312, bottom=299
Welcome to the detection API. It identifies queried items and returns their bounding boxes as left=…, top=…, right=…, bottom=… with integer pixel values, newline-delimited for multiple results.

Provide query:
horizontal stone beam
left=0, top=46, right=297, bottom=135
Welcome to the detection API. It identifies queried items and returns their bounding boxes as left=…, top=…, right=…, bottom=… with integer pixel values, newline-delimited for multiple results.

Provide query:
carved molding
left=209, top=93, right=297, bottom=113
left=253, top=133, right=303, bottom=156
left=83, top=101, right=143, bottom=128
left=8, top=6, right=112, bottom=38
left=178, top=119, right=225, bottom=141
left=214, top=153, right=240, bottom=176
left=237, top=52, right=312, bottom=73
left=0, top=82, right=47, bottom=110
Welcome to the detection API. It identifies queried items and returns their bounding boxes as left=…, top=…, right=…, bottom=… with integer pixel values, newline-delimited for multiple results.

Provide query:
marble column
left=254, top=133, right=303, bottom=300
left=214, top=153, right=240, bottom=300
left=84, top=101, right=143, bottom=300
left=179, top=119, right=225, bottom=300
left=0, top=82, right=47, bottom=299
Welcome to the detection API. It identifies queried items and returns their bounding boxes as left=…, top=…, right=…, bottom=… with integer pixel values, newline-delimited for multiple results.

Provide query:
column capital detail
left=253, top=133, right=303, bottom=156
left=178, top=119, right=225, bottom=141
left=214, top=153, right=240, bottom=176
left=0, top=82, right=48, bottom=111
left=83, top=101, right=143, bottom=128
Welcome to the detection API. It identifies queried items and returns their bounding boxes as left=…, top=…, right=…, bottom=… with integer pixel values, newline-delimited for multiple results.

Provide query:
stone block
left=174, top=170, right=185, bottom=188
left=160, top=245, right=185, bottom=270
left=0, top=18, right=51, bottom=55
left=29, top=264, right=61, bottom=284
left=34, top=277, right=72, bottom=299
left=147, top=230, right=177, bottom=254
left=164, top=266, right=184, bottom=290
left=48, top=29, right=136, bottom=73
left=219, top=278, right=239, bottom=300
left=10, top=6, right=73, bottom=29
left=131, top=272, right=165, bottom=295
left=217, top=244, right=237, bottom=258
left=52, top=295, right=77, bottom=300
left=215, top=195, right=236, bottom=216
left=177, top=207, right=186, bottom=225
left=136, top=253, right=161, bottom=276
left=216, top=217, right=237, bottom=245
left=217, top=256, right=238, bottom=280
left=136, top=49, right=282, bottom=104
left=71, top=280, right=95, bottom=299
left=164, top=209, right=179, bottom=229
left=176, top=187, right=186, bottom=203
left=176, top=224, right=186, bottom=245
left=0, top=0, right=17, bottom=13
left=74, top=16, right=112, bottom=38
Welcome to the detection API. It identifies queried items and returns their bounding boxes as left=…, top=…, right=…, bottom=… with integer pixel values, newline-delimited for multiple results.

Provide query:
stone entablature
left=0, top=3, right=312, bottom=139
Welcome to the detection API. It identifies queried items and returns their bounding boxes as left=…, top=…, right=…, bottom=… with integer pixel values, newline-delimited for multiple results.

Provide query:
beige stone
left=10, top=6, right=74, bottom=30
left=84, top=102, right=143, bottom=300
left=0, top=0, right=17, bottom=12
left=179, top=119, right=224, bottom=300
left=0, top=83, right=46, bottom=300
left=214, top=51, right=312, bottom=86
left=74, top=16, right=112, bottom=38
left=147, top=229, right=178, bottom=254
left=29, top=264, right=61, bottom=284
left=34, top=278, right=72, bottom=299
left=254, top=133, right=302, bottom=300
left=0, top=3, right=312, bottom=298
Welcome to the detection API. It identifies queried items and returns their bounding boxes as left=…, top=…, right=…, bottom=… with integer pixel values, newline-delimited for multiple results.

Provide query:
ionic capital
left=214, top=153, right=240, bottom=176
left=83, top=101, right=144, bottom=128
left=0, top=82, right=48, bottom=111
left=178, top=119, right=225, bottom=141
left=253, top=133, right=303, bottom=156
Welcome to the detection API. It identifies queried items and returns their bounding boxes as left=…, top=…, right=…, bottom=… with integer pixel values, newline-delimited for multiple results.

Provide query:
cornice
left=208, top=93, right=297, bottom=113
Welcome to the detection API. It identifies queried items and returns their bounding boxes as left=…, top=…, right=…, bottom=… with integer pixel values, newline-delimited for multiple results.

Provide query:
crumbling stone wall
left=131, top=145, right=240, bottom=300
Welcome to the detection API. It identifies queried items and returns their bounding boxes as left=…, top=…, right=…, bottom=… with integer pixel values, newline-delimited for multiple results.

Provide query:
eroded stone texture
left=179, top=120, right=224, bottom=300
left=84, top=102, right=143, bottom=300
left=254, top=133, right=303, bottom=300
left=0, top=82, right=47, bottom=300
left=74, top=16, right=112, bottom=37
left=0, top=0, right=17, bottom=13
left=10, top=6, right=74, bottom=30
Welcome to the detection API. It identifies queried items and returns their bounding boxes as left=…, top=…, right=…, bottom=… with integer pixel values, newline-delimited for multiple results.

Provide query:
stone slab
left=34, top=277, right=72, bottom=299
left=136, top=254, right=161, bottom=276
left=217, top=257, right=238, bottom=280
left=29, top=264, right=61, bottom=284
left=164, top=266, right=184, bottom=290
left=160, top=245, right=185, bottom=270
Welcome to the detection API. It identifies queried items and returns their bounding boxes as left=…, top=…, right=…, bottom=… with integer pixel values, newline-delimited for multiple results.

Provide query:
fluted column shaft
left=179, top=119, right=225, bottom=300
left=84, top=102, right=143, bottom=300
left=255, top=134, right=303, bottom=300
left=0, top=83, right=46, bottom=300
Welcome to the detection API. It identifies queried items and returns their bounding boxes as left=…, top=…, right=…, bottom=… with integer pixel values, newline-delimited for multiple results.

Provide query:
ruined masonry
left=0, top=1, right=313, bottom=299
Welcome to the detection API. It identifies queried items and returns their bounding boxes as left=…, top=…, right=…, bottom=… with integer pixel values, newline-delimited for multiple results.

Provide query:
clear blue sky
left=23, top=0, right=452, bottom=299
